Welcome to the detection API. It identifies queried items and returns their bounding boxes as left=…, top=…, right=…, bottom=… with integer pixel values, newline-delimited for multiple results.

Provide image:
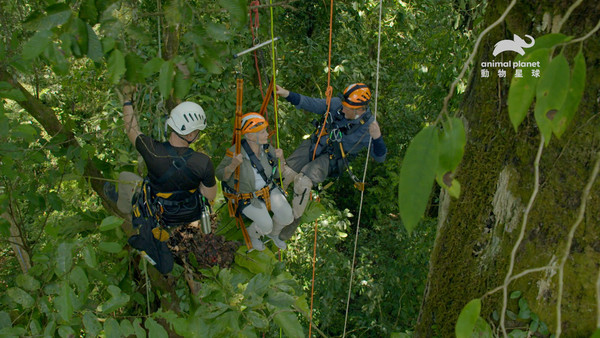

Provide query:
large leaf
left=55, top=242, right=74, bottom=276
left=436, top=117, right=465, bottom=198
left=99, top=216, right=123, bottom=231
left=107, top=49, right=126, bottom=84
left=7, top=287, right=35, bottom=308
left=534, top=54, right=570, bottom=145
left=79, top=0, right=99, bottom=25
left=55, top=283, right=75, bottom=322
left=158, top=60, right=175, bottom=100
left=70, top=266, right=89, bottom=295
left=86, top=23, right=103, bottom=62
left=98, top=241, right=123, bottom=253
left=273, top=311, right=304, bottom=338
left=173, top=69, right=192, bottom=99
left=507, top=48, right=549, bottom=131
left=398, top=125, right=439, bottom=234
left=97, top=285, right=130, bottom=313
left=22, top=30, right=53, bottom=60
left=455, top=298, right=481, bottom=338
left=267, top=291, right=295, bottom=308
left=104, top=318, right=122, bottom=338
left=143, top=57, right=164, bottom=78
left=82, top=311, right=102, bottom=336
left=244, top=273, right=270, bottom=298
left=83, top=245, right=98, bottom=268
left=235, top=247, right=275, bottom=275
left=16, top=274, right=41, bottom=291
left=125, top=53, right=145, bottom=83
left=24, top=4, right=72, bottom=31
left=519, top=33, right=571, bottom=54
left=552, top=51, right=586, bottom=138
left=146, top=318, right=169, bottom=338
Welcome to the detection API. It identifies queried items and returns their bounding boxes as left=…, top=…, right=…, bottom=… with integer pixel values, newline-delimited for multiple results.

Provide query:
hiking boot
left=266, top=234, right=287, bottom=250
left=103, top=182, right=118, bottom=203
left=278, top=218, right=300, bottom=241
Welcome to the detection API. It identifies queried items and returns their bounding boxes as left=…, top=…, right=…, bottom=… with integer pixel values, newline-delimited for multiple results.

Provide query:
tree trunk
left=2, top=213, right=31, bottom=273
left=416, top=1, right=600, bottom=336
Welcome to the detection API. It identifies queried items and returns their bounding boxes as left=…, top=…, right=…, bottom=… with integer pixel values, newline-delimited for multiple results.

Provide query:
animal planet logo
left=480, top=34, right=540, bottom=79
left=493, top=34, right=535, bottom=56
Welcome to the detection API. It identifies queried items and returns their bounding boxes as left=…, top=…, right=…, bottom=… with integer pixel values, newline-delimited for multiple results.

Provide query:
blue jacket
left=286, top=92, right=387, bottom=162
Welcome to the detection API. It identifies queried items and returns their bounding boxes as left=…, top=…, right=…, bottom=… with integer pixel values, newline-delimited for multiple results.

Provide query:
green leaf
left=86, top=23, right=103, bottom=62
left=520, top=33, right=572, bottom=54
left=146, top=318, right=169, bottom=338
left=97, top=285, right=130, bottom=313
left=120, top=319, right=135, bottom=337
left=25, top=4, right=72, bottom=31
left=158, top=60, right=175, bottom=100
left=104, top=318, right=122, bottom=338
left=590, top=328, right=600, bottom=338
left=473, top=317, right=493, bottom=337
left=16, top=274, right=41, bottom=291
left=0, top=219, right=9, bottom=237
left=244, top=273, right=270, bottom=298
left=79, top=0, right=99, bottom=24
left=508, top=329, right=527, bottom=338
left=143, top=57, right=164, bottom=78
left=99, top=216, right=123, bottom=231
left=273, top=311, right=304, bottom=338
left=0, top=311, right=11, bottom=329
left=46, top=44, right=69, bottom=75
left=56, top=242, right=74, bottom=275
left=553, top=51, right=586, bottom=138
left=8, top=287, right=35, bottom=308
left=82, top=311, right=102, bottom=336
left=510, top=290, right=522, bottom=299
left=246, top=311, right=268, bottom=329
left=58, top=326, right=75, bottom=337
left=507, top=48, right=550, bottom=131
left=235, top=248, right=275, bottom=275
left=206, top=23, right=229, bottom=41
left=455, top=298, right=481, bottom=338
left=70, top=266, right=89, bottom=295
left=83, top=245, right=98, bottom=268
left=98, top=241, right=123, bottom=253
left=267, top=291, right=295, bottom=308
left=55, top=283, right=75, bottom=321
left=125, top=53, right=145, bottom=83
left=535, top=54, right=570, bottom=145
left=517, top=298, right=531, bottom=320
left=173, top=69, right=192, bottom=99
left=107, top=49, right=126, bottom=84
left=398, top=125, right=439, bottom=234
left=437, top=117, right=465, bottom=175
left=133, top=318, right=147, bottom=338
left=22, top=30, right=53, bottom=60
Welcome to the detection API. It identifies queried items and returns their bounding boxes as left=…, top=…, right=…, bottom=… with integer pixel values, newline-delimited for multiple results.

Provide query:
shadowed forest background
left=1, top=0, right=599, bottom=337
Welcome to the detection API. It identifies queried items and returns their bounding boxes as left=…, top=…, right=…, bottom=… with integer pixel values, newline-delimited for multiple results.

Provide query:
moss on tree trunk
left=415, top=0, right=600, bottom=336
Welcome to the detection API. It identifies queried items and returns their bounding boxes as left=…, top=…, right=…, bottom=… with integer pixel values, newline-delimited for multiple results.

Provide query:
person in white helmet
left=108, top=86, right=217, bottom=274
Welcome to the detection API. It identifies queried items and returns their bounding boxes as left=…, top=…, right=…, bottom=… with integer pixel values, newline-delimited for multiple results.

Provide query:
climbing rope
left=342, top=0, right=383, bottom=335
left=309, top=0, right=335, bottom=336
left=269, top=0, right=283, bottom=187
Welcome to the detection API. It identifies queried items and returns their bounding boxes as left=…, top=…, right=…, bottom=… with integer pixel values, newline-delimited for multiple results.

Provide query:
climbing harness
left=128, top=143, right=212, bottom=274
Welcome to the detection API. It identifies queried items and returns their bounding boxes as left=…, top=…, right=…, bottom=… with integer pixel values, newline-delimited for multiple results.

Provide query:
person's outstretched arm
left=120, top=85, right=141, bottom=145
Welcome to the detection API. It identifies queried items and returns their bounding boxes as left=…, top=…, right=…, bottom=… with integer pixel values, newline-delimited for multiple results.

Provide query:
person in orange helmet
left=216, top=113, right=293, bottom=251
left=275, top=83, right=387, bottom=240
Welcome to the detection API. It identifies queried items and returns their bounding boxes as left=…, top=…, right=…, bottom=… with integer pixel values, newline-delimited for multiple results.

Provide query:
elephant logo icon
left=492, top=34, right=535, bottom=56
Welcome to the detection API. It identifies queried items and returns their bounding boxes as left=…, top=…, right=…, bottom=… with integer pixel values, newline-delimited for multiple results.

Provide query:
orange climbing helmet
left=241, top=113, right=268, bottom=134
left=342, top=83, right=371, bottom=109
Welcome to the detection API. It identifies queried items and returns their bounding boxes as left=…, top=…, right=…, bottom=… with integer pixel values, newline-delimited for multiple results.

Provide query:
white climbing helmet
left=166, top=102, right=207, bottom=135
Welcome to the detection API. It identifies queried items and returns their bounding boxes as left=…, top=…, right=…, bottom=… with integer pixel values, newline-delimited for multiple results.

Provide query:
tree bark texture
left=416, top=1, right=600, bottom=336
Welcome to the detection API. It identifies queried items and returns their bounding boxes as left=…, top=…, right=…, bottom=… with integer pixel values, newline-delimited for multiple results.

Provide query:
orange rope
left=249, top=0, right=265, bottom=98
left=309, top=1, right=334, bottom=336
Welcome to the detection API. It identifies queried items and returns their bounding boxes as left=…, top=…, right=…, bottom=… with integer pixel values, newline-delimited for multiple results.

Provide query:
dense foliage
left=0, top=0, right=476, bottom=336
